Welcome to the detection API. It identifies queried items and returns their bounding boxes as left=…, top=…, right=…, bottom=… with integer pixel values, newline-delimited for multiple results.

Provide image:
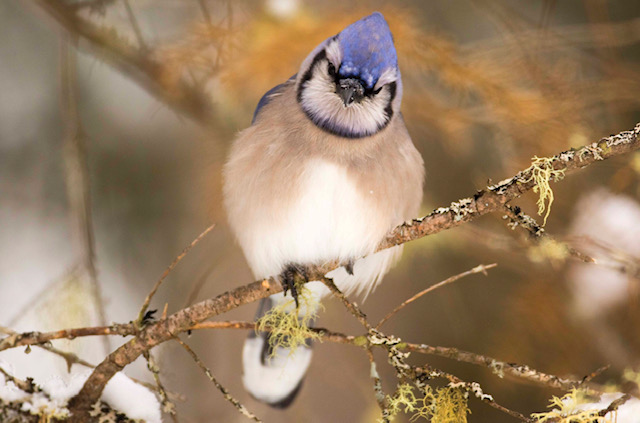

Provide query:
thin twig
left=197, top=0, right=213, bottom=26
left=174, top=337, right=262, bottom=422
left=598, top=394, right=632, bottom=417
left=413, top=365, right=533, bottom=422
left=366, top=348, right=390, bottom=421
left=0, top=367, right=40, bottom=394
left=405, top=342, right=583, bottom=391
left=504, top=203, right=640, bottom=282
left=189, top=321, right=255, bottom=330
left=182, top=261, right=218, bottom=308
left=0, top=324, right=135, bottom=352
left=122, top=0, right=147, bottom=50
left=7, top=265, right=81, bottom=328
left=321, top=276, right=371, bottom=330
left=70, top=0, right=118, bottom=12
left=192, top=323, right=589, bottom=393
left=0, top=320, right=589, bottom=393
left=143, top=350, right=178, bottom=422
left=580, top=365, right=611, bottom=385
left=376, top=263, right=497, bottom=329
left=503, top=204, right=596, bottom=263
left=137, top=223, right=216, bottom=325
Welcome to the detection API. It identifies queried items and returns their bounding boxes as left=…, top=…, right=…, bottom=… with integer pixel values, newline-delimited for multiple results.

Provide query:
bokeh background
left=1, top=0, right=640, bottom=422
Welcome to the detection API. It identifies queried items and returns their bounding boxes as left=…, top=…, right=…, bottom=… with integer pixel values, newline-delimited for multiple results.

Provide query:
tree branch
left=413, top=365, right=532, bottom=422
left=379, top=123, right=640, bottom=250
left=59, top=122, right=640, bottom=421
left=0, top=324, right=134, bottom=352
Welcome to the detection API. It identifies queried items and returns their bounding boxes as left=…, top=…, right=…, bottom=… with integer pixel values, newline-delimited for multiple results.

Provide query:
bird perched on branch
left=223, top=12, right=424, bottom=407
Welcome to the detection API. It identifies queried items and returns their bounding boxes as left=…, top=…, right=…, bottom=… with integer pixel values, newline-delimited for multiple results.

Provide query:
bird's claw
left=345, top=260, right=355, bottom=276
left=281, top=264, right=308, bottom=308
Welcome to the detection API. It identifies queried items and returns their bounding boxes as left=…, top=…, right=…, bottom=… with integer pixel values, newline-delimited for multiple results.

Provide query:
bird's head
left=296, top=12, right=402, bottom=138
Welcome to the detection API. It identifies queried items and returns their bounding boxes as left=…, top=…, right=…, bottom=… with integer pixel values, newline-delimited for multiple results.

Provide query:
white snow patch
left=568, top=392, right=640, bottom=423
left=0, top=361, right=162, bottom=423
left=568, top=189, right=640, bottom=317
left=102, top=371, right=163, bottom=423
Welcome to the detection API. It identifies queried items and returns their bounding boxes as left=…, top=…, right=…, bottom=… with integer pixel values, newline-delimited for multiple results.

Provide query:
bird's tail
left=242, top=296, right=316, bottom=407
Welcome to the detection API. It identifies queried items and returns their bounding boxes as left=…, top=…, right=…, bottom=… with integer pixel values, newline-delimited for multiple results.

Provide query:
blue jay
left=223, top=12, right=424, bottom=407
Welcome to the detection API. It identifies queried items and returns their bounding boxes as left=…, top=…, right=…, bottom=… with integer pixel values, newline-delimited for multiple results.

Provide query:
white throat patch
left=298, top=57, right=395, bottom=138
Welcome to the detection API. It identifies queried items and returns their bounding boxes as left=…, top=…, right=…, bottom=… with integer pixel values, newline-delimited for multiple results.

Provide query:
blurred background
left=1, top=0, right=640, bottom=421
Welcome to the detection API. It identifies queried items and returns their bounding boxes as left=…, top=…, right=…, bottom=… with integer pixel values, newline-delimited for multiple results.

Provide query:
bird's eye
left=327, top=62, right=337, bottom=76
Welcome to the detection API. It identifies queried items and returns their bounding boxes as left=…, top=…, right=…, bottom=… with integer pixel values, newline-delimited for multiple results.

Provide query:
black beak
left=337, top=78, right=364, bottom=107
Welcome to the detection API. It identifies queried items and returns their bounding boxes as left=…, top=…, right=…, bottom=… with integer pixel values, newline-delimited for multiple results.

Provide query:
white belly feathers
left=239, top=159, right=400, bottom=298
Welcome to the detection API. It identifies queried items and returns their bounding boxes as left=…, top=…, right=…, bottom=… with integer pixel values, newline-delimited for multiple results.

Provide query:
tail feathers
left=242, top=334, right=311, bottom=407
left=242, top=298, right=313, bottom=407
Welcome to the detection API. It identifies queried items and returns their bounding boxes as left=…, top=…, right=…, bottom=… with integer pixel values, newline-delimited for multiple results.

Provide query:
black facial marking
left=297, top=49, right=327, bottom=103
left=383, top=81, right=397, bottom=121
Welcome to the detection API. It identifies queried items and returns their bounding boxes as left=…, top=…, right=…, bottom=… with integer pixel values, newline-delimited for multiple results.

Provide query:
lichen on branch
left=520, top=156, right=566, bottom=225
left=256, top=287, right=323, bottom=356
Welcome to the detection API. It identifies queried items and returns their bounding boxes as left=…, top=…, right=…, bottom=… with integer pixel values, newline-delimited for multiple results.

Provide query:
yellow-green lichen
left=417, top=386, right=470, bottom=423
left=531, top=389, right=612, bottom=423
left=383, top=384, right=469, bottom=423
left=387, top=383, right=419, bottom=417
left=522, top=156, right=565, bottom=226
left=256, top=287, right=322, bottom=356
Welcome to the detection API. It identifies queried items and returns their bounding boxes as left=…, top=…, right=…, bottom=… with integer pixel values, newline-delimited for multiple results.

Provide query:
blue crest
left=337, top=12, right=397, bottom=89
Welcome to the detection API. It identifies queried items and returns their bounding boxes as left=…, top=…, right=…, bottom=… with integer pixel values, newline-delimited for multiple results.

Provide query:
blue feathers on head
left=337, top=12, right=397, bottom=89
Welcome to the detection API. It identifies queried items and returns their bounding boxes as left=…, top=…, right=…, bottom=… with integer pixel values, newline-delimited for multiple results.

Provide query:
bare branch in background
left=175, top=337, right=262, bottom=422
left=137, top=223, right=216, bottom=325
left=122, top=0, right=147, bottom=51
left=35, top=0, right=216, bottom=126
left=504, top=204, right=640, bottom=278
left=197, top=0, right=214, bottom=27
left=375, top=263, right=497, bottom=329
left=60, top=34, right=110, bottom=355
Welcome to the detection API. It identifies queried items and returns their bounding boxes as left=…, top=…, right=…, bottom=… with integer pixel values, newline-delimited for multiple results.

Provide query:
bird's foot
left=344, top=259, right=355, bottom=276
left=280, top=264, right=309, bottom=308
